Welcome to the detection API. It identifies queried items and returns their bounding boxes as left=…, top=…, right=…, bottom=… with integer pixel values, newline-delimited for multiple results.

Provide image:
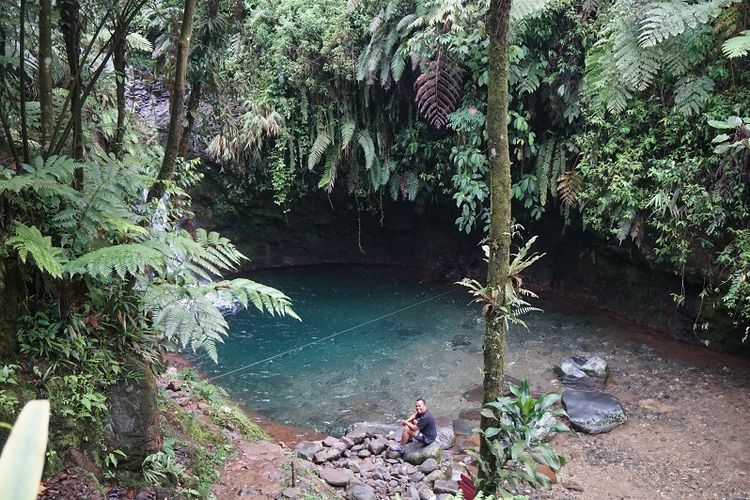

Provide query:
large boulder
left=105, top=357, right=161, bottom=470
left=555, top=356, right=608, bottom=390
left=319, top=467, right=354, bottom=487
left=562, top=389, right=627, bottom=434
left=403, top=440, right=441, bottom=465
left=295, top=441, right=324, bottom=461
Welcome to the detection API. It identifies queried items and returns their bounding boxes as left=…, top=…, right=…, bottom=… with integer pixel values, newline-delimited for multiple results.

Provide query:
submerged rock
left=562, top=389, right=627, bottom=434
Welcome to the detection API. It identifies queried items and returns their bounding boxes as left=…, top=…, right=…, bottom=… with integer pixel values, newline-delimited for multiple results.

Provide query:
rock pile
left=556, top=355, right=628, bottom=434
left=295, top=422, right=465, bottom=499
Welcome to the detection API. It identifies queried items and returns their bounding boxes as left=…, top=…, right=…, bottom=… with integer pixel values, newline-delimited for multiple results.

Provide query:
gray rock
left=313, top=450, right=328, bottom=463
left=105, top=357, right=161, bottom=470
left=435, top=417, right=455, bottom=449
left=403, top=440, right=441, bottom=465
left=347, top=459, right=361, bottom=473
left=281, top=487, right=302, bottom=498
left=423, top=469, right=446, bottom=484
left=437, top=495, right=455, bottom=500
left=295, top=441, right=324, bottom=461
left=404, top=486, right=421, bottom=499
left=342, top=436, right=355, bottom=447
left=319, top=467, right=353, bottom=487
left=346, top=431, right=367, bottom=444
left=372, top=466, right=391, bottom=481
left=563, top=389, right=627, bottom=434
left=531, top=411, right=559, bottom=442
left=360, top=459, right=377, bottom=474
left=347, top=422, right=402, bottom=439
left=581, top=356, right=609, bottom=379
left=323, top=436, right=339, bottom=447
left=417, top=482, right=436, bottom=500
left=556, top=356, right=607, bottom=390
left=418, top=458, right=439, bottom=474
left=358, top=449, right=371, bottom=458
left=433, top=480, right=459, bottom=494
left=347, top=484, right=376, bottom=500
left=409, top=471, right=425, bottom=482
left=326, top=447, right=343, bottom=461
left=369, top=437, right=388, bottom=455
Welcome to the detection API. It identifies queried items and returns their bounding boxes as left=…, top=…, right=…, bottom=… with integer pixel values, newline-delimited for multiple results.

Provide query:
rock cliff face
left=192, top=175, right=482, bottom=275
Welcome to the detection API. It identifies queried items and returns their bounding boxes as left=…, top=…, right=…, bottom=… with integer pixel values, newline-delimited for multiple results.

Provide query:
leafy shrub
left=471, top=378, right=571, bottom=494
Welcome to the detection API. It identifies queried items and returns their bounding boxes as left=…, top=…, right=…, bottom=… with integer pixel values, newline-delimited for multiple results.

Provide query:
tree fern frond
left=307, top=132, right=332, bottom=170
left=208, top=278, right=301, bottom=320
left=65, top=243, right=165, bottom=280
left=638, top=0, right=735, bottom=48
left=510, top=0, right=555, bottom=23
left=340, top=121, right=356, bottom=151
left=356, top=130, right=376, bottom=170
left=414, top=56, right=462, bottom=129
left=6, top=223, right=65, bottom=278
left=673, top=75, right=714, bottom=116
left=557, top=170, right=582, bottom=207
left=391, top=50, right=407, bottom=81
left=722, top=30, right=750, bottom=58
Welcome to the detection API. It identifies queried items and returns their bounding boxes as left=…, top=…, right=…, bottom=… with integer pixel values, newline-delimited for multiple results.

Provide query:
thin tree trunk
left=60, top=0, right=83, bottom=163
left=479, top=0, right=512, bottom=493
left=112, top=33, right=127, bottom=158
left=19, top=0, right=29, bottom=163
left=39, top=0, right=54, bottom=152
left=178, top=0, right=219, bottom=158
left=148, top=0, right=197, bottom=202
left=178, top=80, right=201, bottom=157
left=0, top=28, right=20, bottom=166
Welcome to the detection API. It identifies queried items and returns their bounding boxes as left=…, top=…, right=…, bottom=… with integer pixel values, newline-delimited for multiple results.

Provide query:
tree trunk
left=148, top=0, right=197, bottom=202
left=39, top=0, right=54, bottom=152
left=178, top=81, right=201, bottom=157
left=19, top=0, right=29, bottom=163
left=112, top=34, right=127, bottom=158
left=178, top=0, right=219, bottom=158
left=60, top=0, right=83, bottom=162
left=0, top=28, right=20, bottom=166
left=479, top=0, right=512, bottom=493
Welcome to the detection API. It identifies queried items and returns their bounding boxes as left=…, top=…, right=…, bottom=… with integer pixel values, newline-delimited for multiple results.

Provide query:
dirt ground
left=532, top=338, right=750, bottom=500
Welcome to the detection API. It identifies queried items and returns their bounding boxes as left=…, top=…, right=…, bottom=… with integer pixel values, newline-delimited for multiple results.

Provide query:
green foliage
left=6, top=222, right=65, bottom=278
left=722, top=30, right=750, bottom=58
left=457, top=236, right=544, bottom=326
left=142, top=438, right=186, bottom=486
left=471, top=379, right=570, bottom=494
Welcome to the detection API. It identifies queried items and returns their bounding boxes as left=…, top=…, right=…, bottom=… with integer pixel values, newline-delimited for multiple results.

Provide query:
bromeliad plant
left=470, top=378, right=571, bottom=495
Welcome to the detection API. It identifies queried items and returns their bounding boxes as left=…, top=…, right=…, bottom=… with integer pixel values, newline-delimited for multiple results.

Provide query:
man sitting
left=391, top=398, right=437, bottom=454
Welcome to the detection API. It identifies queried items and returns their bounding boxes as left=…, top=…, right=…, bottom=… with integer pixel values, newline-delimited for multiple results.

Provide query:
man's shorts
left=416, top=432, right=434, bottom=445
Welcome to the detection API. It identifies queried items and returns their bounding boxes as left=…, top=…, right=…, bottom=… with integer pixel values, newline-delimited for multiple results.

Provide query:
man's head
left=415, top=398, right=427, bottom=415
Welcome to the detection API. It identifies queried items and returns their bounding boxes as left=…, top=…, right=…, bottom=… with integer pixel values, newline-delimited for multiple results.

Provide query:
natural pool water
left=192, top=265, right=612, bottom=435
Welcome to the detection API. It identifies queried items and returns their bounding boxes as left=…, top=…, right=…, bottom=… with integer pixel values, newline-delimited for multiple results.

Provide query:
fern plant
left=1, top=154, right=299, bottom=363
left=457, top=236, right=545, bottom=328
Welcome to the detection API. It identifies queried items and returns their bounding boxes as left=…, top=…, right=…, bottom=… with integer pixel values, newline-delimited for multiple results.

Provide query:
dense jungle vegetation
left=0, top=0, right=748, bottom=496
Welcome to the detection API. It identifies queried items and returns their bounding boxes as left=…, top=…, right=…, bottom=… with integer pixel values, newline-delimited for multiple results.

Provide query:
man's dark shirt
left=416, top=409, right=437, bottom=441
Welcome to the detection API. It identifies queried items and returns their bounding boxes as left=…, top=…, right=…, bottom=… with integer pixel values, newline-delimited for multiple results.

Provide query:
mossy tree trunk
left=39, top=0, right=54, bottom=152
left=148, top=0, right=197, bottom=202
left=479, top=0, right=512, bottom=493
